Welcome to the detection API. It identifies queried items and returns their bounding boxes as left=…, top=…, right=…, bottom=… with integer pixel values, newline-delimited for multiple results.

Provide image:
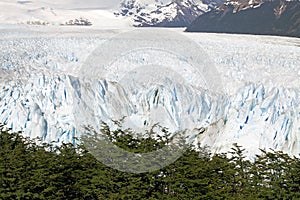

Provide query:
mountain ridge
left=186, top=0, right=300, bottom=37
left=115, top=0, right=225, bottom=27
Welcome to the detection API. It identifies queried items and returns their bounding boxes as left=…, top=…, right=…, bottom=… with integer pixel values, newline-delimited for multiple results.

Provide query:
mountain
left=1, top=28, right=300, bottom=158
left=186, top=0, right=300, bottom=37
left=0, top=0, right=226, bottom=28
left=0, top=0, right=225, bottom=28
left=0, top=0, right=131, bottom=28
left=115, top=0, right=225, bottom=27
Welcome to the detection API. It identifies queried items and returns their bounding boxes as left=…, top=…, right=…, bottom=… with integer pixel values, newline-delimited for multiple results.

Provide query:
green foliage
left=0, top=123, right=300, bottom=199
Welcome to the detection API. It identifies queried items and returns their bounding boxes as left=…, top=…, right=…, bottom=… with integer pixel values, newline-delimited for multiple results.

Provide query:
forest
left=1, top=123, right=300, bottom=200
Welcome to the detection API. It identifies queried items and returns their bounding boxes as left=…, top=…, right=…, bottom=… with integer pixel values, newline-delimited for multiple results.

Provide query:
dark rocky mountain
left=186, top=0, right=300, bottom=37
left=115, top=0, right=225, bottom=27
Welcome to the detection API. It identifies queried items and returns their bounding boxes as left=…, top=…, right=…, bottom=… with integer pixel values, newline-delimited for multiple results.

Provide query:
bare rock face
left=115, top=0, right=225, bottom=27
left=186, top=0, right=300, bottom=38
left=63, top=18, right=92, bottom=26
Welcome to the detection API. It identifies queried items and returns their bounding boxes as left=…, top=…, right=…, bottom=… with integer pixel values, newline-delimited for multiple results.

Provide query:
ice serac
left=1, top=30, right=300, bottom=158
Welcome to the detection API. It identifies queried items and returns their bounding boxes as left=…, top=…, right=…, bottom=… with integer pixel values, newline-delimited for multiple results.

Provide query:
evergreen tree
left=1, top=123, right=300, bottom=199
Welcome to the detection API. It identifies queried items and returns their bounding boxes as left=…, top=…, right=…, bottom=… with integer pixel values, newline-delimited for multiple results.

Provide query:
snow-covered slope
left=115, top=0, right=220, bottom=27
left=0, top=0, right=223, bottom=28
left=1, top=27, right=300, bottom=158
left=0, top=0, right=131, bottom=28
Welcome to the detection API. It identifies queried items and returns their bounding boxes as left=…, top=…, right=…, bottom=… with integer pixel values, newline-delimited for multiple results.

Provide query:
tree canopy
left=0, top=123, right=300, bottom=199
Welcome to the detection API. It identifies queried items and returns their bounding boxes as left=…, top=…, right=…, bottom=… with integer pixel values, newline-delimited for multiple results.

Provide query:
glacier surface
left=1, top=27, right=300, bottom=158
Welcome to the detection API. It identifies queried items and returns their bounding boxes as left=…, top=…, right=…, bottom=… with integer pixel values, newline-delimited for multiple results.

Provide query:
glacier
left=1, top=27, right=300, bottom=158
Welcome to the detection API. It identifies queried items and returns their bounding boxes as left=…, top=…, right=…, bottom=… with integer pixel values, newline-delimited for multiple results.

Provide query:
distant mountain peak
left=115, top=0, right=224, bottom=27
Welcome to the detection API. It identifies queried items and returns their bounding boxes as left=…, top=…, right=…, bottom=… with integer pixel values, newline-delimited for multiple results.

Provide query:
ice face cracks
left=76, top=29, right=225, bottom=173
